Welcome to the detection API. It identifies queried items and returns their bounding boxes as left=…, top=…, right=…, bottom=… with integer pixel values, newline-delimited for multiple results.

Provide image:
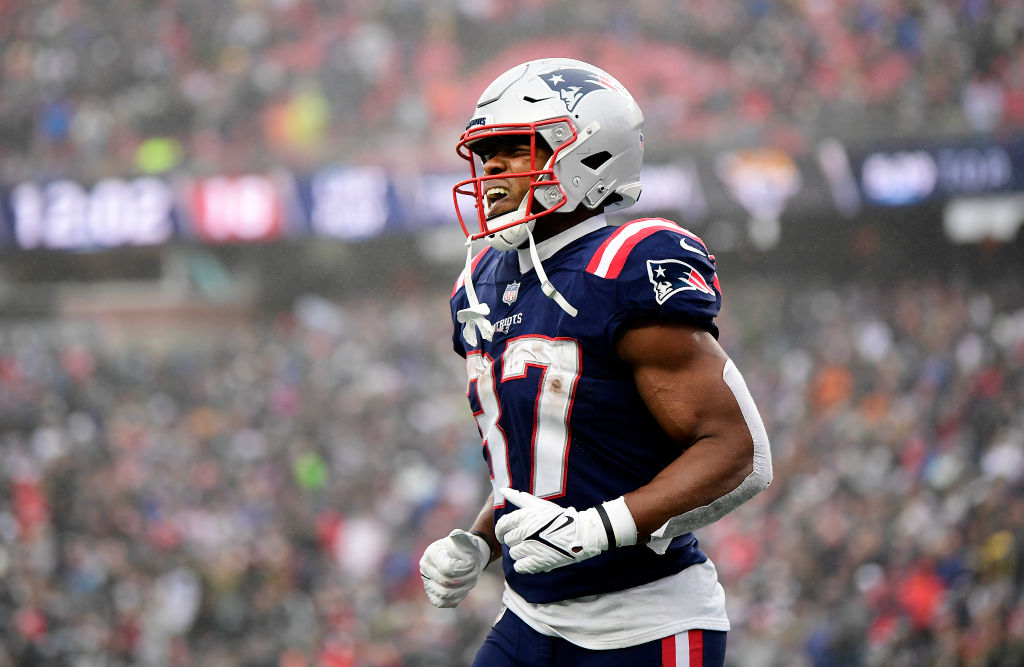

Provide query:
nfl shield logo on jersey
left=647, top=259, right=716, bottom=304
left=502, top=281, right=521, bottom=305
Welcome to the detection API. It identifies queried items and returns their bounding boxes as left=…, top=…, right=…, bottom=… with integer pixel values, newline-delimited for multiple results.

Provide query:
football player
left=420, top=58, right=773, bottom=666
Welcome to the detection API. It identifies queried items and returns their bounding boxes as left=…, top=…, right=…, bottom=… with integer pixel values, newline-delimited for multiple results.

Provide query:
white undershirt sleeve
left=646, top=358, right=773, bottom=554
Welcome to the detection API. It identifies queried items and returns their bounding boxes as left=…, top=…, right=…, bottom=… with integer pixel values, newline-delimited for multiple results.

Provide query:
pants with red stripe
left=471, top=607, right=727, bottom=666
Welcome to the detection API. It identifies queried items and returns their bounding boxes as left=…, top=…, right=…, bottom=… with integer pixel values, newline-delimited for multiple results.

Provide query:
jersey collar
left=517, top=215, right=610, bottom=274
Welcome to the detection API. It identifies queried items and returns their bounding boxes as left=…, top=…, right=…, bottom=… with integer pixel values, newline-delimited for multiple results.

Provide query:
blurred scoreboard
left=1, top=134, right=1023, bottom=254
left=9, top=177, right=177, bottom=250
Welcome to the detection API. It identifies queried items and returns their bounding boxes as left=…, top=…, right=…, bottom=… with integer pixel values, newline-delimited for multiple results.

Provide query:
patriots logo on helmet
left=646, top=259, right=716, bottom=304
left=540, top=68, right=611, bottom=113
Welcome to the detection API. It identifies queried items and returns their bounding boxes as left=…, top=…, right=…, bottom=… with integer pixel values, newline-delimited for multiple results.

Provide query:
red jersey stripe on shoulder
left=585, top=218, right=684, bottom=279
left=451, top=247, right=492, bottom=298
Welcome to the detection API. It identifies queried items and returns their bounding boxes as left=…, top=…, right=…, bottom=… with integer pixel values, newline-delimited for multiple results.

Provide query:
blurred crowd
left=2, top=0, right=1024, bottom=184
left=713, top=276, right=1024, bottom=666
left=4, top=1, right=1024, bottom=666
left=1, top=274, right=1022, bottom=666
left=0, top=290, right=496, bottom=667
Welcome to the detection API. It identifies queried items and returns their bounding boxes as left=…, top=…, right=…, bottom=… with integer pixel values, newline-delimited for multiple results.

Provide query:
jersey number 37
left=466, top=336, right=581, bottom=508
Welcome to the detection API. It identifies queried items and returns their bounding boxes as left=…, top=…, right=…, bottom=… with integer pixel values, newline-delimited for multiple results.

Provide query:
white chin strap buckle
left=458, top=239, right=494, bottom=347
left=457, top=302, right=493, bottom=347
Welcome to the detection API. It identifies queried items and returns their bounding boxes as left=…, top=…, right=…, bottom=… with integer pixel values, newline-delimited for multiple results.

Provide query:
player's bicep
left=616, top=321, right=746, bottom=449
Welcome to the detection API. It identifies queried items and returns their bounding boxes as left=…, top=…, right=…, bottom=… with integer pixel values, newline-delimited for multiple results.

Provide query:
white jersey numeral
left=466, top=351, right=511, bottom=499
left=467, top=337, right=581, bottom=507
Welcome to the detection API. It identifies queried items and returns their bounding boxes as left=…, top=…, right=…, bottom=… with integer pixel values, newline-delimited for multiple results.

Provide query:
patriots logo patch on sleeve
left=646, top=259, right=716, bottom=304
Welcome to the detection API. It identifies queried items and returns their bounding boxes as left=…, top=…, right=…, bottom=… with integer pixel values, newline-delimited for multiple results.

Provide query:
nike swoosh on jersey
left=679, top=237, right=708, bottom=257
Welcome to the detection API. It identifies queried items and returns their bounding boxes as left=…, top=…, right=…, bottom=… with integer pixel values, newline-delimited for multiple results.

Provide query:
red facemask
left=452, top=119, right=576, bottom=242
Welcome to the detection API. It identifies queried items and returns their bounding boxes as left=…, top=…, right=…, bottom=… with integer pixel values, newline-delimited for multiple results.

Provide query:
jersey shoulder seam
left=584, top=218, right=706, bottom=280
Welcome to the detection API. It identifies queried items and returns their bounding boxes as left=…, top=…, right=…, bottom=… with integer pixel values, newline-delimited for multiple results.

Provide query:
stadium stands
left=1, top=277, right=1022, bottom=665
left=2, top=0, right=1023, bottom=183
left=2, top=1, right=1024, bottom=665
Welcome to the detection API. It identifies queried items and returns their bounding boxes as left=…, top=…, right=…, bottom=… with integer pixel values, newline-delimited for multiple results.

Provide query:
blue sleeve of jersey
left=608, top=229, right=722, bottom=344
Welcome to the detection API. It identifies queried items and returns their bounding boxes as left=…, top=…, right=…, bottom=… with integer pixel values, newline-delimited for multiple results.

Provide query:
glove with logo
left=495, top=488, right=638, bottom=574
left=419, top=529, right=491, bottom=608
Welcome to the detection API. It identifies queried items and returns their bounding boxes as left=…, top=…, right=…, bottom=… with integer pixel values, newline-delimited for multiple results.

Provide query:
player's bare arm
left=468, top=496, right=501, bottom=564
left=617, top=321, right=771, bottom=540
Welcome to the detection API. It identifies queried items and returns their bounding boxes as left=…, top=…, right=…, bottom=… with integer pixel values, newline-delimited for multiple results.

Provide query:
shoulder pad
left=585, top=218, right=712, bottom=280
left=589, top=218, right=722, bottom=337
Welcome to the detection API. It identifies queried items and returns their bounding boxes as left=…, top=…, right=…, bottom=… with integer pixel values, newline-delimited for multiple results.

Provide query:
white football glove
left=419, top=529, right=491, bottom=608
left=494, top=488, right=638, bottom=574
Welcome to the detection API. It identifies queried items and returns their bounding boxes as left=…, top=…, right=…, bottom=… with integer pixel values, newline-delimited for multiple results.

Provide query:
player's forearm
left=469, top=495, right=501, bottom=564
left=625, top=359, right=773, bottom=540
left=624, top=437, right=758, bottom=539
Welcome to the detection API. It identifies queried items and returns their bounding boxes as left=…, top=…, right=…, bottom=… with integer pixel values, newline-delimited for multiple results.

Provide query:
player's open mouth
left=485, top=186, right=510, bottom=209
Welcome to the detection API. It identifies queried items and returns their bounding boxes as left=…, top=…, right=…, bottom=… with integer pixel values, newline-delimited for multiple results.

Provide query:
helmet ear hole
left=580, top=151, right=612, bottom=171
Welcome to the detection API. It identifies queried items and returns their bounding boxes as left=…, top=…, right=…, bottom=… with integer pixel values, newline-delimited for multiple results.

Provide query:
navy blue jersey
left=450, top=218, right=723, bottom=604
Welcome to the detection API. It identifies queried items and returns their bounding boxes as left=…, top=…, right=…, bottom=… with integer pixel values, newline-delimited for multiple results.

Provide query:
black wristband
left=594, top=503, right=617, bottom=548
left=469, top=530, right=497, bottom=561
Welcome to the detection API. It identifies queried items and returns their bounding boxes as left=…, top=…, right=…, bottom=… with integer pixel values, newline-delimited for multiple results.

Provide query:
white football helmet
left=453, top=58, right=644, bottom=250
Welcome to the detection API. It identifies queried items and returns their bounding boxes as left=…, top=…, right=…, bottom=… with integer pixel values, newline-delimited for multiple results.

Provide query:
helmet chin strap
left=523, top=223, right=578, bottom=318
left=489, top=174, right=577, bottom=317
left=457, top=222, right=578, bottom=347
left=484, top=195, right=532, bottom=251
left=456, top=237, right=494, bottom=347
